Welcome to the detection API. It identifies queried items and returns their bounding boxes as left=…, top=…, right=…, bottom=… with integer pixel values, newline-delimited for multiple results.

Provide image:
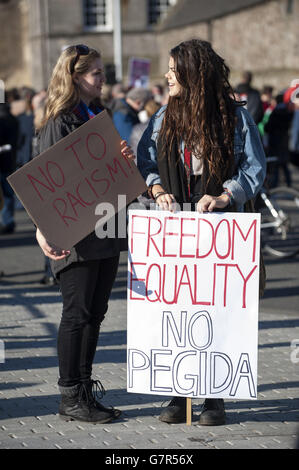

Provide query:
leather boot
left=59, top=383, right=114, bottom=424
left=198, top=398, right=226, bottom=425
left=159, top=397, right=190, bottom=423
left=83, top=379, right=121, bottom=419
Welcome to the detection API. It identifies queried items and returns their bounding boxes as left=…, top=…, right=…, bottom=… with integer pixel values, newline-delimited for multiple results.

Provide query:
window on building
left=83, top=0, right=112, bottom=31
left=148, top=0, right=177, bottom=25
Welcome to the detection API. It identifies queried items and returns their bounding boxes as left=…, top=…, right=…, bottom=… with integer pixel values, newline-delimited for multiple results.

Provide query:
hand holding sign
left=36, top=228, right=71, bottom=261
left=120, top=140, right=135, bottom=160
left=196, top=193, right=230, bottom=213
left=151, top=184, right=177, bottom=212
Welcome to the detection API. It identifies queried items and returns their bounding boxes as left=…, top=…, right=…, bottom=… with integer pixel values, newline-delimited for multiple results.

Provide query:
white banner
left=127, top=210, right=260, bottom=400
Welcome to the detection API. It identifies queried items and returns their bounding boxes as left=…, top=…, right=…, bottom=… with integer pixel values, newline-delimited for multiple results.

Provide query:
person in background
left=130, top=99, right=161, bottom=156
left=34, top=44, right=134, bottom=424
left=0, top=98, right=19, bottom=234
left=284, top=82, right=299, bottom=168
left=151, top=84, right=164, bottom=105
left=31, top=90, right=56, bottom=285
left=161, top=87, right=170, bottom=106
left=99, top=83, right=112, bottom=108
left=32, top=90, right=47, bottom=131
left=112, top=87, right=152, bottom=144
left=258, top=86, right=276, bottom=151
left=260, top=85, right=274, bottom=112
left=5, top=88, right=20, bottom=106
left=137, top=39, right=266, bottom=426
left=289, top=99, right=299, bottom=168
left=108, top=83, right=127, bottom=112
left=0, top=171, right=4, bottom=276
left=13, top=87, right=35, bottom=169
left=9, top=87, right=35, bottom=210
left=264, top=92, right=294, bottom=187
left=235, top=71, right=264, bottom=124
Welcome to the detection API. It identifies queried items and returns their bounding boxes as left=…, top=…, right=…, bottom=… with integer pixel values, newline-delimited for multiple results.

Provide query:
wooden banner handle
left=186, top=397, right=192, bottom=425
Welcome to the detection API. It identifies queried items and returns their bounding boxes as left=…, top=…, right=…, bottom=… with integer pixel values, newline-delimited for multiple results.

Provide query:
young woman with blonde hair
left=35, top=45, right=133, bottom=424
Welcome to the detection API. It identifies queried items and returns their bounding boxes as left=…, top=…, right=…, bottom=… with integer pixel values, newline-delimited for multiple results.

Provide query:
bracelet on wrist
left=148, top=186, right=154, bottom=199
left=221, top=189, right=233, bottom=205
left=148, top=185, right=163, bottom=200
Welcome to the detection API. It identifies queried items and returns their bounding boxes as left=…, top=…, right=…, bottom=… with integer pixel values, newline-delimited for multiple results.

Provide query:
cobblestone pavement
left=0, top=208, right=298, bottom=451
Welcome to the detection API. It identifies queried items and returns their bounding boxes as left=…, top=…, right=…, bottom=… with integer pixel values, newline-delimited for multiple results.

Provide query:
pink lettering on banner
left=128, top=213, right=259, bottom=309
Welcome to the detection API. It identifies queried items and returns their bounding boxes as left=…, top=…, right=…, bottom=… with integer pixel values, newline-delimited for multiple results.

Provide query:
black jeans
left=57, top=256, right=119, bottom=387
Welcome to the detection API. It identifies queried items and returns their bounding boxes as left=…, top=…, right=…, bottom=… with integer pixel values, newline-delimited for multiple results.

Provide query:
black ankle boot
left=59, top=383, right=114, bottom=424
left=159, top=397, right=189, bottom=423
left=199, top=398, right=226, bottom=426
left=83, top=379, right=121, bottom=419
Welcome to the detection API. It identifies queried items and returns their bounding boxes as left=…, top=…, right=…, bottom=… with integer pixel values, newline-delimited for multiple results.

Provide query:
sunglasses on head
left=69, top=44, right=89, bottom=74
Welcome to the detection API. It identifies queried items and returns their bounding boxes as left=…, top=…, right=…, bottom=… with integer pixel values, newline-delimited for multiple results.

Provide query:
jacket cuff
left=223, top=179, right=248, bottom=205
left=146, top=174, right=162, bottom=188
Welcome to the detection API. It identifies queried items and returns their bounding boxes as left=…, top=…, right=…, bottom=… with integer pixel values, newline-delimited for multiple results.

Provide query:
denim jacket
left=137, top=104, right=266, bottom=211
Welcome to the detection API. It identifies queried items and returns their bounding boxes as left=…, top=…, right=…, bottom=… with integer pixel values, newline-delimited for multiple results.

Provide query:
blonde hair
left=42, top=45, right=101, bottom=126
left=144, top=99, right=160, bottom=118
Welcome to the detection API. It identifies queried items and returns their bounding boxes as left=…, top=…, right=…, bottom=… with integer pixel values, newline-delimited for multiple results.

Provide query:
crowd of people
left=0, top=65, right=299, bottom=272
left=0, top=41, right=298, bottom=426
left=234, top=71, right=299, bottom=188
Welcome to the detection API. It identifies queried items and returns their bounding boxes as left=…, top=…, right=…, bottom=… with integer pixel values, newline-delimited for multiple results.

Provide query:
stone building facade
left=0, top=0, right=299, bottom=93
left=0, top=0, right=31, bottom=89
left=157, top=0, right=299, bottom=90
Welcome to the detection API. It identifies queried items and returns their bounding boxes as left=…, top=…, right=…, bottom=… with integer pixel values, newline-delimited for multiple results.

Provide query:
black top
left=34, top=110, right=126, bottom=277
left=0, top=104, right=19, bottom=174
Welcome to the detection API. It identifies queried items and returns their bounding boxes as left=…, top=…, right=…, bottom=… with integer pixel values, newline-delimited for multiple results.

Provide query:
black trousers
left=57, top=256, right=120, bottom=387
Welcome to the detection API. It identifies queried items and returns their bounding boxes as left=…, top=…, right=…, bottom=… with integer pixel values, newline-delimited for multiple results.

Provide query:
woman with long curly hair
left=137, top=39, right=266, bottom=425
left=35, top=45, right=133, bottom=424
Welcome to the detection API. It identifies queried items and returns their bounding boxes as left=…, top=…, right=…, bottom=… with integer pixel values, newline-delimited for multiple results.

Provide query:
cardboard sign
left=8, top=110, right=147, bottom=249
left=127, top=210, right=260, bottom=400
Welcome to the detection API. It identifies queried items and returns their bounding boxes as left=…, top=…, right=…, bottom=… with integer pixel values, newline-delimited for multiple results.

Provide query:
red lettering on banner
left=106, top=158, right=129, bottom=182
left=212, top=263, right=217, bottom=306
left=86, top=133, right=106, bottom=160
left=64, top=138, right=85, bottom=170
left=84, top=176, right=100, bottom=198
left=129, top=262, right=146, bottom=301
left=196, top=218, right=214, bottom=258
left=45, top=161, right=65, bottom=188
left=180, top=217, right=196, bottom=258
left=75, top=180, right=95, bottom=206
left=128, top=213, right=259, bottom=309
left=232, top=219, right=257, bottom=262
left=217, top=264, right=238, bottom=307
left=52, top=198, right=77, bottom=227
left=236, top=264, right=258, bottom=308
left=146, top=264, right=162, bottom=302
left=214, top=219, right=231, bottom=260
left=175, top=265, right=193, bottom=304
left=162, top=264, right=177, bottom=304
left=26, top=167, right=56, bottom=201
left=163, top=216, right=179, bottom=257
left=91, top=169, right=110, bottom=195
left=193, top=264, right=211, bottom=305
left=146, top=217, right=163, bottom=257
left=130, top=215, right=148, bottom=253
left=66, top=191, right=86, bottom=217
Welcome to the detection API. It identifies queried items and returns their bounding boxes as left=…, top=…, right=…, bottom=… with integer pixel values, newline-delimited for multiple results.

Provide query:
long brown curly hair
left=160, top=39, right=238, bottom=186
